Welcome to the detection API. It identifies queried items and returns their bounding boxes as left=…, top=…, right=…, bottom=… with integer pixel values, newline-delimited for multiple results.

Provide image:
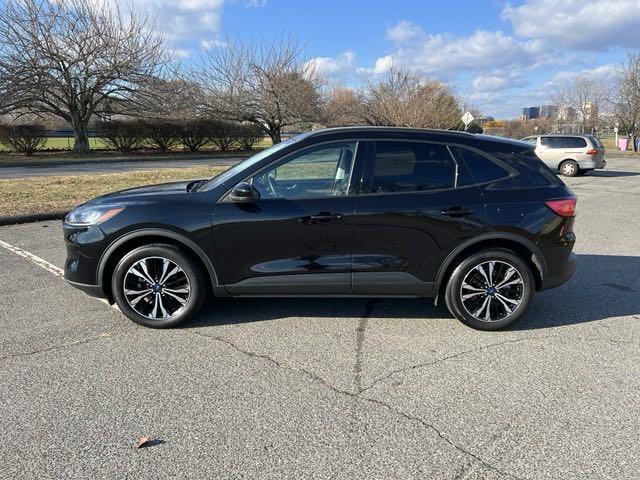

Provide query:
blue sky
left=151, top=0, right=639, bottom=118
left=14, top=0, right=640, bottom=118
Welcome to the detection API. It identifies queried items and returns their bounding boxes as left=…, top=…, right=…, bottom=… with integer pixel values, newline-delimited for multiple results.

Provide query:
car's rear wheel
left=559, top=160, right=579, bottom=177
left=445, top=249, right=535, bottom=331
left=112, top=244, right=206, bottom=328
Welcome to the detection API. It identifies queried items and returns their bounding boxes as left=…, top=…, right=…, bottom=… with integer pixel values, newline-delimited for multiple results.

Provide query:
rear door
left=563, top=136, right=588, bottom=160
left=351, top=140, right=486, bottom=295
left=538, top=136, right=566, bottom=168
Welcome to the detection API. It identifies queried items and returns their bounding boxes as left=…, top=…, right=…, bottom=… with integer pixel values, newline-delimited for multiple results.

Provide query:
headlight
left=65, top=205, right=124, bottom=226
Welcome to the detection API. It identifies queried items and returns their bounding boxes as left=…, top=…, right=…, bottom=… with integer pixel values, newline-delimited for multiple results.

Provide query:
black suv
left=63, top=127, right=577, bottom=330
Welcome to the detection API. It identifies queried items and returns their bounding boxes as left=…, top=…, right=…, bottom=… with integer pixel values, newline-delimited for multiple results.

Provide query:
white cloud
left=472, top=71, right=528, bottom=92
left=386, top=20, right=424, bottom=44
left=383, top=27, right=557, bottom=77
left=502, top=0, right=640, bottom=50
left=200, top=38, right=228, bottom=50
left=306, top=51, right=358, bottom=77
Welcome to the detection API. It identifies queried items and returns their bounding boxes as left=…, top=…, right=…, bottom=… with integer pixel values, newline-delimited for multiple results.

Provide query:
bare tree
left=322, top=87, right=366, bottom=127
left=197, top=37, right=323, bottom=143
left=552, top=78, right=610, bottom=134
left=614, top=52, right=640, bottom=151
left=0, top=0, right=168, bottom=153
left=361, top=68, right=462, bottom=129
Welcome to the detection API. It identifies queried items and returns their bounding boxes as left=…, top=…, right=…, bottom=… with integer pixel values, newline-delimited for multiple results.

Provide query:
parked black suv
left=63, top=127, right=577, bottom=330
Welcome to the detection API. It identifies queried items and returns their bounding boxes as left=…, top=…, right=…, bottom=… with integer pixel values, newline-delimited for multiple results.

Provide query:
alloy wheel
left=123, top=256, right=191, bottom=320
left=459, top=260, right=524, bottom=322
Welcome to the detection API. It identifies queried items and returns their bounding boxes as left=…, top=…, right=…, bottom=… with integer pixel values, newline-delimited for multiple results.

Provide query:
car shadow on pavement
left=184, top=254, right=640, bottom=331
left=587, top=170, right=640, bottom=177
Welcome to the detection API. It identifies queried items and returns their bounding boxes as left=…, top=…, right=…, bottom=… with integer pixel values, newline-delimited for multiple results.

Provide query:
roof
left=303, top=126, right=531, bottom=151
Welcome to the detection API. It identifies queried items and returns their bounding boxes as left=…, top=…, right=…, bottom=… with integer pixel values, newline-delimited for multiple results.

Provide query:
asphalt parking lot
left=1, top=154, right=639, bottom=479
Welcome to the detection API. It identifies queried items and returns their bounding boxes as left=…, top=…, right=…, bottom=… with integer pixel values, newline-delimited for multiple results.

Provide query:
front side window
left=250, top=141, right=357, bottom=199
left=371, top=141, right=456, bottom=193
left=541, top=137, right=565, bottom=148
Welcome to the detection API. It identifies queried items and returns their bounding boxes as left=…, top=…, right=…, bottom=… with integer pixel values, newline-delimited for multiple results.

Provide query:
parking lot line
left=0, top=238, right=117, bottom=309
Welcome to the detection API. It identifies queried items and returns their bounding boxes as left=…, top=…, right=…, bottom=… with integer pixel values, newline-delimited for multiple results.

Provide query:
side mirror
left=228, top=182, right=256, bottom=203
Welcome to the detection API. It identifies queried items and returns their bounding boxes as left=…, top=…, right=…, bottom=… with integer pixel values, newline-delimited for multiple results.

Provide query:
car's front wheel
left=445, top=249, right=535, bottom=330
left=112, top=244, right=206, bottom=328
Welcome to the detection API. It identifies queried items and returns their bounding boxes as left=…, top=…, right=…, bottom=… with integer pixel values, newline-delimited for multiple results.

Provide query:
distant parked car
left=521, top=134, right=606, bottom=176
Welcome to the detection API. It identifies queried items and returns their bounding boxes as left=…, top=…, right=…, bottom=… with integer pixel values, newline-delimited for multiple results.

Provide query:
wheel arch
left=558, top=158, right=577, bottom=170
left=434, top=233, right=546, bottom=305
left=97, top=229, right=219, bottom=302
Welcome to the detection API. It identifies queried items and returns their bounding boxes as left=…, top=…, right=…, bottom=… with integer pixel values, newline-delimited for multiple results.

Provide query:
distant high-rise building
left=539, top=105, right=558, bottom=119
left=521, top=106, right=540, bottom=121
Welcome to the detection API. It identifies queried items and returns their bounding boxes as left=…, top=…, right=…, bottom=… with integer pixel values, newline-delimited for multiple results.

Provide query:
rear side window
left=522, top=137, right=537, bottom=145
left=564, top=137, right=587, bottom=148
left=541, top=137, right=565, bottom=148
left=453, top=147, right=510, bottom=185
left=371, top=141, right=455, bottom=193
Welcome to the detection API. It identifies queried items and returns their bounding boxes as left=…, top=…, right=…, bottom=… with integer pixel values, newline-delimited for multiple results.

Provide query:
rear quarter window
left=452, top=147, right=511, bottom=185
left=491, top=150, right=564, bottom=188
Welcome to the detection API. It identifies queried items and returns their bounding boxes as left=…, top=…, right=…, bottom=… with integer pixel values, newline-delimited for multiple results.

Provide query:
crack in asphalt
left=353, top=299, right=379, bottom=394
left=0, top=332, right=114, bottom=362
left=189, top=326, right=524, bottom=480
left=359, top=335, right=556, bottom=395
left=189, top=326, right=640, bottom=480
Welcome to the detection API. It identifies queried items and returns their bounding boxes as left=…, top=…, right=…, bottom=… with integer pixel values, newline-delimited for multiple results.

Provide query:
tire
left=444, top=249, right=535, bottom=331
left=559, top=160, right=579, bottom=177
left=112, top=244, right=207, bottom=328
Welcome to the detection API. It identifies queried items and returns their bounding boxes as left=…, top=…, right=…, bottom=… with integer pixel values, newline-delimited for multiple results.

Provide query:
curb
left=0, top=211, right=67, bottom=226
left=0, top=151, right=254, bottom=168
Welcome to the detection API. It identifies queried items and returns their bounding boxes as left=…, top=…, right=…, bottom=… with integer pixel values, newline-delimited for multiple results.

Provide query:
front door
left=352, top=140, right=486, bottom=295
left=211, top=140, right=362, bottom=295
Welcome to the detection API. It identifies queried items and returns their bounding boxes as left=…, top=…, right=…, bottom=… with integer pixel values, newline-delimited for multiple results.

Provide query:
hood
left=88, top=179, right=204, bottom=204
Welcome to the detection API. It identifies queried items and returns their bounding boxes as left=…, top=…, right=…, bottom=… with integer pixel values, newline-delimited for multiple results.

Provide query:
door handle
left=300, top=212, right=344, bottom=224
left=441, top=207, right=475, bottom=217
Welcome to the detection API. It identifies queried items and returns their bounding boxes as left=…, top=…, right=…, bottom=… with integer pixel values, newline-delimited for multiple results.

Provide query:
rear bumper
left=578, top=158, right=606, bottom=169
left=540, top=251, right=576, bottom=290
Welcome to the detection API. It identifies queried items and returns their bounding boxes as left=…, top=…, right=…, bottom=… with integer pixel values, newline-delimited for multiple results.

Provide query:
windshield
left=200, top=133, right=311, bottom=190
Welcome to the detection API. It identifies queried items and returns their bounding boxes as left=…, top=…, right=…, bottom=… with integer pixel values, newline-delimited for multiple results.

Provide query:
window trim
left=220, top=139, right=362, bottom=202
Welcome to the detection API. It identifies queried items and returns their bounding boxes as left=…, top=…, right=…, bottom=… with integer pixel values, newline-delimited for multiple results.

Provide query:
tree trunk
left=268, top=128, right=282, bottom=144
left=71, top=115, right=91, bottom=154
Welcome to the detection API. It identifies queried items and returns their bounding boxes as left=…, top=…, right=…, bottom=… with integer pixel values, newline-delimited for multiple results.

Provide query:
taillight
left=545, top=198, right=577, bottom=217
left=585, top=149, right=598, bottom=155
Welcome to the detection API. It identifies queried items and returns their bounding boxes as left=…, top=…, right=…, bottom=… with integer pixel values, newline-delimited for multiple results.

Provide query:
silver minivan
left=521, top=134, right=606, bottom=176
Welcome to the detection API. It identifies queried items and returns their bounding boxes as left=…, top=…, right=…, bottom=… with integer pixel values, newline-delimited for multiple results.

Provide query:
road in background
left=0, top=156, right=246, bottom=178
left=1, top=156, right=640, bottom=479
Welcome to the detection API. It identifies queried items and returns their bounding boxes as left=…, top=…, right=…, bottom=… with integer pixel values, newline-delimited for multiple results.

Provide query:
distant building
left=539, top=105, right=558, bottom=119
left=557, top=105, right=577, bottom=122
left=521, top=105, right=561, bottom=122
left=521, top=106, right=540, bottom=121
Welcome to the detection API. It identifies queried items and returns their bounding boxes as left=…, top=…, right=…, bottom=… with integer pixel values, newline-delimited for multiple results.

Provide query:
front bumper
left=63, top=223, right=108, bottom=297
left=64, top=278, right=106, bottom=298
